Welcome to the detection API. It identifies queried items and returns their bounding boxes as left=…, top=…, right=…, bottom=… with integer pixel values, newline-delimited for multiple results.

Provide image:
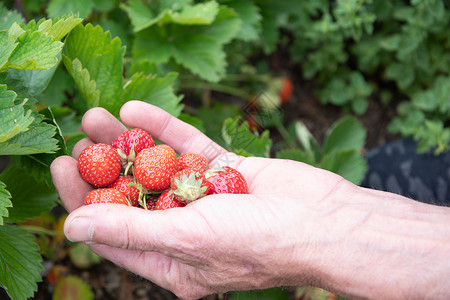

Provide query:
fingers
left=87, top=244, right=210, bottom=300
left=119, top=101, right=226, bottom=161
left=81, top=107, right=128, bottom=144
left=63, top=204, right=211, bottom=263
left=50, top=156, right=92, bottom=212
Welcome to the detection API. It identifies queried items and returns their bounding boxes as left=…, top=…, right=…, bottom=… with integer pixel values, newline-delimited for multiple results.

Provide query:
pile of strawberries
left=78, top=128, right=248, bottom=210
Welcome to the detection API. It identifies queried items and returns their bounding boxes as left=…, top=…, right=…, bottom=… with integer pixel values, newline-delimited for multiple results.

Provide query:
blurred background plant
left=0, top=0, right=448, bottom=299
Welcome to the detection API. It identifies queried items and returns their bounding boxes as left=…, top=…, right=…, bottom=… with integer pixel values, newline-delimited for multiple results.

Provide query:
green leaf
left=0, top=121, right=58, bottom=155
left=122, top=0, right=219, bottom=32
left=276, top=148, right=316, bottom=166
left=320, top=149, right=368, bottom=185
left=63, top=24, right=125, bottom=115
left=2, top=54, right=60, bottom=100
left=224, top=0, right=262, bottom=42
left=1, top=24, right=63, bottom=71
left=46, top=0, right=94, bottom=19
left=323, top=116, right=366, bottom=155
left=0, top=181, right=12, bottom=225
left=0, top=165, right=58, bottom=223
left=38, top=15, right=84, bottom=41
left=229, top=288, right=291, bottom=300
left=133, top=6, right=241, bottom=82
left=0, top=86, right=34, bottom=143
left=222, top=117, right=272, bottom=157
left=0, top=224, right=43, bottom=300
left=122, top=72, right=183, bottom=116
left=0, top=3, right=25, bottom=31
left=53, top=275, right=94, bottom=300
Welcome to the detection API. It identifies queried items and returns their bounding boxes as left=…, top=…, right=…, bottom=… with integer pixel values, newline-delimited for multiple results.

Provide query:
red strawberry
left=154, top=190, right=185, bottom=210
left=177, top=153, right=209, bottom=173
left=134, top=144, right=178, bottom=191
left=141, top=195, right=158, bottom=210
left=280, top=77, right=294, bottom=103
left=84, top=188, right=130, bottom=206
left=108, top=175, right=140, bottom=206
left=170, top=168, right=212, bottom=202
left=205, top=166, right=248, bottom=194
left=78, top=143, right=121, bottom=187
left=112, top=128, right=156, bottom=175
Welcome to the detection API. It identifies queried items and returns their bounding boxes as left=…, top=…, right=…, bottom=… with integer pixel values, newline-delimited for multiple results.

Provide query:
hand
left=50, top=100, right=352, bottom=299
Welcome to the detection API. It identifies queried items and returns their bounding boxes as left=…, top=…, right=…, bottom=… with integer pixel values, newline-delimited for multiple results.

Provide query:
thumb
left=63, top=204, right=206, bottom=257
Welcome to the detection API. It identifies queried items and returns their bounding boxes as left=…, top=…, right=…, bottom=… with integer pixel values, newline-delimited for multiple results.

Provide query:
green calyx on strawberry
left=205, top=166, right=248, bottom=194
left=78, top=143, right=121, bottom=187
left=170, top=168, right=211, bottom=202
left=111, top=128, right=155, bottom=175
left=134, top=144, right=178, bottom=191
left=85, top=188, right=130, bottom=206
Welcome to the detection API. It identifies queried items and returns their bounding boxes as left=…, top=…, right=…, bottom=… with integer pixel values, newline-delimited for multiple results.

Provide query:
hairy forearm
left=307, top=184, right=450, bottom=299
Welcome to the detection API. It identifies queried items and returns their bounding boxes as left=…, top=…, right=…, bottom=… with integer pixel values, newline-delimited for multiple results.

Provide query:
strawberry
left=78, top=143, right=121, bottom=187
left=111, top=128, right=156, bottom=175
left=170, top=168, right=212, bottom=202
left=84, top=188, right=130, bottom=206
left=134, top=144, right=178, bottom=191
left=280, top=77, right=294, bottom=103
left=108, top=175, right=140, bottom=206
left=177, top=153, right=209, bottom=173
left=205, top=166, right=248, bottom=194
left=141, top=195, right=158, bottom=210
left=154, top=190, right=185, bottom=210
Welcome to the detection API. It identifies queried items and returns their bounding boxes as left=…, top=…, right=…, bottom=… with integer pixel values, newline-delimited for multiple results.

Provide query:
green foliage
left=286, top=0, right=450, bottom=153
left=277, top=117, right=368, bottom=185
left=0, top=225, right=43, bottom=300
left=0, top=182, right=12, bottom=226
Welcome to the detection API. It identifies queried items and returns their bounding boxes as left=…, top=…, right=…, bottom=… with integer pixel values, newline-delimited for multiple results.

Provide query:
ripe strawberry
left=134, top=144, right=178, bottom=191
left=170, top=168, right=212, bottom=202
left=154, top=190, right=185, bottom=210
left=84, top=188, right=130, bottom=206
left=78, top=143, right=121, bottom=187
left=177, top=153, right=209, bottom=173
left=205, top=166, right=248, bottom=194
left=108, top=175, right=140, bottom=206
left=280, top=77, right=294, bottom=103
left=141, top=195, right=158, bottom=210
left=111, top=128, right=156, bottom=175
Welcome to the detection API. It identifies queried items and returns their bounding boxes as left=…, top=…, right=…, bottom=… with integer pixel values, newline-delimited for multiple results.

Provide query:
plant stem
left=19, top=225, right=64, bottom=236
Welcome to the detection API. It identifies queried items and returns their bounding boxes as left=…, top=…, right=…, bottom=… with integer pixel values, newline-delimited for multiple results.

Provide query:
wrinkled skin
left=51, top=101, right=349, bottom=299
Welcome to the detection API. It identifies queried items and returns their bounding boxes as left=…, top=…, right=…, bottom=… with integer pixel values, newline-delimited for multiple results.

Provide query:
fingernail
left=65, top=218, right=95, bottom=242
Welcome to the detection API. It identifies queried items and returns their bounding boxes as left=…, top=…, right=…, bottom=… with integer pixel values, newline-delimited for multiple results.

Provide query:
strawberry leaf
left=320, top=149, right=368, bottom=185
left=0, top=85, right=34, bottom=143
left=63, top=23, right=125, bottom=116
left=224, top=0, right=262, bottom=42
left=229, top=287, right=291, bottom=300
left=46, top=0, right=94, bottom=19
left=0, top=224, right=43, bottom=300
left=122, top=0, right=219, bottom=32
left=133, top=6, right=241, bottom=82
left=323, top=116, right=366, bottom=155
left=122, top=72, right=183, bottom=117
left=0, top=165, right=58, bottom=223
left=0, top=182, right=12, bottom=226
left=222, top=117, right=272, bottom=157
left=0, top=3, right=24, bottom=31
left=0, top=23, right=63, bottom=71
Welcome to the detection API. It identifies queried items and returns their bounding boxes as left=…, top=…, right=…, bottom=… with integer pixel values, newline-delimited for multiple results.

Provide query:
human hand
left=50, top=100, right=355, bottom=299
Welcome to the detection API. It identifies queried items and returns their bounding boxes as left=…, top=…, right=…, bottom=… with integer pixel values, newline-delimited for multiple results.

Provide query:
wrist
left=307, top=183, right=450, bottom=299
